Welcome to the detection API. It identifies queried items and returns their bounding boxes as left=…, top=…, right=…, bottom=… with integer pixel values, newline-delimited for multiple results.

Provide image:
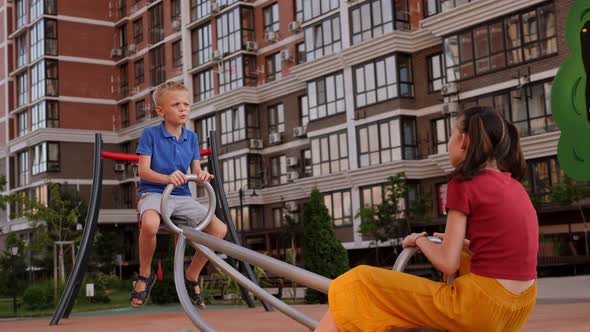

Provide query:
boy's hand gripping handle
left=160, top=174, right=217, bottom=235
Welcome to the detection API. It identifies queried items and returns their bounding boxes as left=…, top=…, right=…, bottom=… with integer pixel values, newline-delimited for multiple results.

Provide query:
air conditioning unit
left=114, top=163, right=126, bottom=172
left=280, top=49, right=292, bottom=62
left=287, top=171, right=299, bottom=182
left=264, top=31, right=278, bottom=43
left=288, top=21, right=301, bottom=33
left=171, top=19, right=181, bottom=31
left=292, top=126, right=307, bottom=138
left=286, top=157, right=298, bottom=167
left=245, top=41, right=258, bottom=52
left=441, top=82, right=458, bottom=95
left=518, top=73, right=530, bottom=88
left=285, top=201, right=299, bottom=212
left=442, top=101, right=459, bottom=115
left=249, top=138, right=263, bottom=149
left=269, top=132, right=281, bottom=145
left=212, top=49, right=222, bottom=62
left=211, top=2, right=220, bottom=13
left=127, top=43, right=137, bottom=53
left=111, top=48, right=123, bottom=57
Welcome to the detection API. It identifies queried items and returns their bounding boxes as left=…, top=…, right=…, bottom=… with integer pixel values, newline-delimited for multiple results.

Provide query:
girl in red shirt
left=316, top=107, right=538, bottom=332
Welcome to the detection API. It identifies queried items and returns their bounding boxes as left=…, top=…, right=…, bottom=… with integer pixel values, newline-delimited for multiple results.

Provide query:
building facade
left=0, top=0, right=587, bottom=268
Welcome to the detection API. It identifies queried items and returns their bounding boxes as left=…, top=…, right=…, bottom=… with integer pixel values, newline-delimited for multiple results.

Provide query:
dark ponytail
left=451, top=106, right=527, bottom=181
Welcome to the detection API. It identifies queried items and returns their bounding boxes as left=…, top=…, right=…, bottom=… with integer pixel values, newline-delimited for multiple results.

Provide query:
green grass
left=0, top=289, right=133, bottom=319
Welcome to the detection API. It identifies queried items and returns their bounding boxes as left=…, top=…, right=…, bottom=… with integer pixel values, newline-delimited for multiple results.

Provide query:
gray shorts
left=138, top=192, right=208, bottom=228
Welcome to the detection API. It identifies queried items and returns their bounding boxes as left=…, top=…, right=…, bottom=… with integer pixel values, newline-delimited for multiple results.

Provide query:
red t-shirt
left=446, top=169, right=538, bottom=280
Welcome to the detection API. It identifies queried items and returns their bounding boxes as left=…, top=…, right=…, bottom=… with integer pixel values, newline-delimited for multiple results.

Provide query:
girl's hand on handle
left=168, top=170, right=187, bottom=187
left=433, top=232, right=471, bottom=252
left=402, top=232, right=428, bottom=248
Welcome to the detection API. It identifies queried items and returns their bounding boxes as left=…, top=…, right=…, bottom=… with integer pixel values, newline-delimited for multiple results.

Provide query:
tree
left=302, top=188, right=349, bottom=304
left=356, top=173, right=431, bottom=265
left=550, top=177, right=590, bottom=256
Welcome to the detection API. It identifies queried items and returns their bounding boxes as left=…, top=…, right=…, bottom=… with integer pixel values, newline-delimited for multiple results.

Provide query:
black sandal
left=130, top=272, right=157, bottom=308
left=185, top=277, right=206, bottom=309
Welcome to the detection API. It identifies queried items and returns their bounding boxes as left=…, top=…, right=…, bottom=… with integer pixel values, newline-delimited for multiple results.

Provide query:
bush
left=303, top=188, right=350, bottom=304
left=77, top=272, right=111, bottom=304
left=23, top=284, right=53, bottom=310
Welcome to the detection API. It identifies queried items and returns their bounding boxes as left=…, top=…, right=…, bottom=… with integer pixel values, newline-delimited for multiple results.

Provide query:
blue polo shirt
left=136, top=122, right=201, bottom=197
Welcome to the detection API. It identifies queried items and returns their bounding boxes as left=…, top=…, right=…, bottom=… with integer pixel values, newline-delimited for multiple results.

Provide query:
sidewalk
left=536, top=275, right=590, bottom=303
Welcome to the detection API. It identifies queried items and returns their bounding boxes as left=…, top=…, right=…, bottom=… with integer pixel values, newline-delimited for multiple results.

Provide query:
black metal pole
left=208, top=131, right=271, bottom=311
left=12, top=255, right=17, bottom=317
left=50, top=134, right=104, bottom=325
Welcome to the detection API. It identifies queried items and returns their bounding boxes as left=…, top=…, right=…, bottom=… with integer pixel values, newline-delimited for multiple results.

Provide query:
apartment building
left=0, top=0, right=585, bottom=267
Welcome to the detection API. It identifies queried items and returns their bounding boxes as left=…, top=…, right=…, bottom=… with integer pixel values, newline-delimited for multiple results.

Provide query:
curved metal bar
left=161, top=175, right=217, bottom=235
left=392, top=236, right=442, bottom=272
left=174, top=235, right=216, bottom=332
left=50, top=134, right=104, bottom=325
left=192, top=241, right=319, bottom=330
left=180, top=226, right=332, bottom=294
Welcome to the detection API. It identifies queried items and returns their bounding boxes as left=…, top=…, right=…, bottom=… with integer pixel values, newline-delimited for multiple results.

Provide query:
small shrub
left=23, top=284, right=52, bottom=310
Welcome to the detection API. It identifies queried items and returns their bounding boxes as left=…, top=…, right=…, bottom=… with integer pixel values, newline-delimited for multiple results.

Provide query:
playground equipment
left=49, top=131, right=446, bottom=330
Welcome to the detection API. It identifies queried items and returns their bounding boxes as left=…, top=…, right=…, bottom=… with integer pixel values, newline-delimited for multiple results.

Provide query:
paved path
left=1, top=276, right=589, bottom=331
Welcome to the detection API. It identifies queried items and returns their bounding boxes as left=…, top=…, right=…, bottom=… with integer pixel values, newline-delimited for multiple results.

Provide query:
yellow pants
left=328, top=256, right=536, bottom=332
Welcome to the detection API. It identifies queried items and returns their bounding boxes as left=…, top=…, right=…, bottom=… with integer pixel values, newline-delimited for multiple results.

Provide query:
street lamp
left=9, top=246, right=19, bottom=317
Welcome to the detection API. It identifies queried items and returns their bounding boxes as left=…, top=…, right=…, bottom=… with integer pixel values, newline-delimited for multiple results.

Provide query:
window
left=263, top=3, right=279, bottom=33
left=18, top=151, right=29, bottom=187
left=268, top=103, right=285, bottom=134
left=191, top=0, right=210, bottom=21
left=296, top=42, right=306, bottom=64
left=217, top=0, right=240, bottom=6
left=444, top=3, right=556, bottom=82
left=32, top=101, right=59, bottom=131
left=270, top=155, right=287, bottom=185
left=31, top=60, right=58, bottom=101
left=134, top=59, right=144, bottom=85
left=120, top=63, right=129, bottom=97
left=193, top=69, right=214, bottom=102
left=528, top=157, right=563, bottom=202
left=354, top=54, right=413, bottom=108
left=299, top=96, right=309, bottom=127
left=360, top=182, right=417, bottom=213
left=45, top=19, right=57, bottom=56
left=219, top=55, right=257, bottom=94
left=30, top=21, right=44, bottom=62
left=17, top=73, right=28, bottom=107
left=217, top=7, right=241, bottom=55
left=350, top=0, right=410, bottom=45
left=272, top=208, right=285, bottom=228
left=136, top=99, right=146, bottom=121
left=18, top=112, right=28, bottom=137
left=222, top=155, right=248, bottom=192
left=311, top=131, right=348, bottom=176
left=302, top=149, right=312, bottom=177
left=119, top=24, right=127, bottom=50
left=149, top=45, right=166, bottom=86
left=425, top=0, right=474, bottom=17
left=432, top=116, right=451, bottom=154
left=32, top=142, right=59, bottom=175
left=148, top=3, right=164, bottom=44
left=463, top=80, right=556, bottom=137
left=133, top=19, right=143, bottom=44
left=428, top=53, right=445, bottom=92
left=16, top=0, right=27, bottom=28
left=30, top=0, right=43, bottom=21
left=297, top=0, right=339, bottom=23
left=220, top=105, right=259, bottom=145
left=265, top=52, right=281, bottom=82
left=231, top=206, right=250, bottom=231
left=172, top=40, right=183, bottom=68
left=357, top=117, right=417, bottom=167
left=196, top=114, right=216, bottom=149
left=171, top=0, right=181, bottom=20
left=17, top=34, right=27, bottom=68
left=304, top=15, right=341, bottom=62
left=307, top=72, right=345, bottom=121
left=191, top=24, right=212, bottom=67
left=323, top=190, right=352, bottom=226
left=121, top=103, right=129, bottom=128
